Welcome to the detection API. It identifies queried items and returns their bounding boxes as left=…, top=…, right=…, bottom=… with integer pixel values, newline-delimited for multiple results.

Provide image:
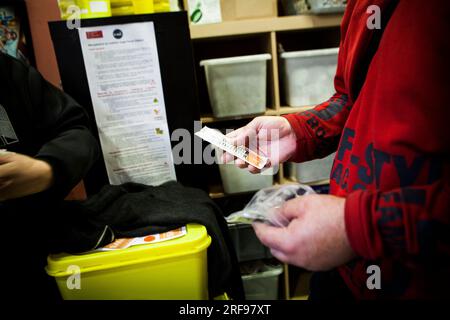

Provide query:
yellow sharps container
left=77, top=0, right=112, bottom=18
left=46, top=224, right=211, bottom=300
left=132, top=0, right=154, bottom=14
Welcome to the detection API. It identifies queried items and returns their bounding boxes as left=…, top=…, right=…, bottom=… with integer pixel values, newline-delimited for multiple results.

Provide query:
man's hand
left=253, top=194, right=356, bottom=271
left=0, top=152, right=54, bottom=201
left=222, top=116, right=298, bottom=173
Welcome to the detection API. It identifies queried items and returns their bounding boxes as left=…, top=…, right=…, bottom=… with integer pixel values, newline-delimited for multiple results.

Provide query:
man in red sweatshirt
left=225, top=0, right=450, bottom=299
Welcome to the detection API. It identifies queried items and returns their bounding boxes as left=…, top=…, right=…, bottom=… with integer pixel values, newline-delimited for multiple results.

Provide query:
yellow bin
left=77, top=0, right=112, bottom=18
left=46, top=224, right=211, bottom=300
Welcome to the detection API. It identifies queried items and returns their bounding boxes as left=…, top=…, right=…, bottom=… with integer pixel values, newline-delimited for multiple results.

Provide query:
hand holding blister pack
left=195, top=126, right=269, bottom=170
left=226, top=184, right=316, bottom=227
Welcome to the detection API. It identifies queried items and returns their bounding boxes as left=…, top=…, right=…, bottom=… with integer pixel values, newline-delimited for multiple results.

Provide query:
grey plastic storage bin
left=308, top=0, right=347, bottom=14
left=281, top=0, right=346, bottom=15
left=200, top=54, right=271, bottom=118
left=228, top=223, right=272, bottom=262
left=219, top=163, right=274, bottom=194
left=242, top=264, right=283, bottom=300
left=288, top=153, right=335, bottom=184
left=281, top=0, right=310, bottom=15
left=280, top=48, right=338, bottom=107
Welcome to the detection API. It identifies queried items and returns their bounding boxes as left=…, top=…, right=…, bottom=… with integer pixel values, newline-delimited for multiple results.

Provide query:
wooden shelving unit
left=200, top=105, right=314, bottom=124
left=190, top=14, right=343, bottom=39
left=190, top=13, right=341, bottom=189
left=189, top=11, right=342, bottom=301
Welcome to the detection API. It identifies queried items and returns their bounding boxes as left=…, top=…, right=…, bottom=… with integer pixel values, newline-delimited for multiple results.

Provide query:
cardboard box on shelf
left=220, top=0, right=278, bottom=21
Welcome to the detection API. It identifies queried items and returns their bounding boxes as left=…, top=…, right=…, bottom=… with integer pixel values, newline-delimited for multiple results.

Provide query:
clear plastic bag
left=226, top=184, right=315, bottom=227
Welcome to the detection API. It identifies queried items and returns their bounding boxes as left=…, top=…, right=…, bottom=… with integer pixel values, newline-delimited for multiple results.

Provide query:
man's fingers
left=226, top=126, right=249, bottom=146
left=248, top=165, right=261, bottom=174
left=227, top=124, right=258, bottom=147
left=221, top=152, right=235, bottom=164
left=235, top=159, right=247, bottom=168
left=225, top=126, right=246, bottom=140
left=270, top=249, right=291, bottom=264
left=276, top=196, right=308, bottom=222
left=252, top=222, right=291, bottom=253
left=223, top=156, right=261, bottom=172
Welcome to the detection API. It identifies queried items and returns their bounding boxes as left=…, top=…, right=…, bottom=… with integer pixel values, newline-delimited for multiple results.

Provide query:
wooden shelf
left=190, top=14, right=343, bottom=39
left=200, top=111, right=267, bottom=124
left=290, top=295, right=309, bottom=300
left=201, top=105, right=315, bottom=124
left=278, top=106, right=315, bottom=115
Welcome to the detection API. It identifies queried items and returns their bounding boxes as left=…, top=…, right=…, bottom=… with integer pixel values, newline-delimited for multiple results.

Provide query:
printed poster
left=79, top=22, right=176, bottom=186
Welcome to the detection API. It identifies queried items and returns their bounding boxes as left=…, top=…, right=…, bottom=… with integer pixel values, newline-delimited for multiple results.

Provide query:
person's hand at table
left=253, top=194, right=356, bottom=271
left=222, top=116, right=298, bottom=173
left=0, top=152, right=54, bottom=201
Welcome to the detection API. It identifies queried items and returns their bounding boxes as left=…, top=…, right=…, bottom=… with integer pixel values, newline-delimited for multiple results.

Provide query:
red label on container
left=86, top=31, right=103, bottom=39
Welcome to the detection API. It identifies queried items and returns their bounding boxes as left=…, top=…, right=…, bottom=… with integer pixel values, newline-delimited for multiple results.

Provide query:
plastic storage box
left=280, top=48, right=338, bottom=107
left=219, top=163, right=274, bottom=194
left=46, top=224, right=211, bottom=300
left=200, top=54, right=271, bottom=118
left=228, top=223, right=272, bottom=262
left=242, top=263, right=283, bottom=300
left=281, top=0, right=310, bottom=15
left=288, top=152, right=335, bottom=184
left=308, top=0, right=347, bottom=14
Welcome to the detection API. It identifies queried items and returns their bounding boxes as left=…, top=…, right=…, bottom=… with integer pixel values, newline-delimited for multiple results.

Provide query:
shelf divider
left=270, top=31, right=281, bottom=111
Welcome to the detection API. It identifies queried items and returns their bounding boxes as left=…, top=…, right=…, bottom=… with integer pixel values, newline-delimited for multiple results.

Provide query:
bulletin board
left=49, top=12, right=201, bottom=195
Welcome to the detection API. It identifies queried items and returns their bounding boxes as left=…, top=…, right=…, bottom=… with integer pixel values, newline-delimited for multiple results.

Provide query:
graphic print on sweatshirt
left=0, top=104, right=19, bottom=147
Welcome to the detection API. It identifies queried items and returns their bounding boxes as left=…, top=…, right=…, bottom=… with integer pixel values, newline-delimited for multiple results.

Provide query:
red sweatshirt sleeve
left=283, top=1, right=355, bottom=163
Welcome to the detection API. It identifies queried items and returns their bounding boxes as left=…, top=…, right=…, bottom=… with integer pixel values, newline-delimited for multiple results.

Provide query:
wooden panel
left=25, top=0, right=62, bottom=87
left=270, top=32, right=281, bottom=110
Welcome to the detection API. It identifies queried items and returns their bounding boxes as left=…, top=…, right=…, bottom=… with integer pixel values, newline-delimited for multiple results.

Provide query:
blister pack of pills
left=195, top=126, right=269, bottom=170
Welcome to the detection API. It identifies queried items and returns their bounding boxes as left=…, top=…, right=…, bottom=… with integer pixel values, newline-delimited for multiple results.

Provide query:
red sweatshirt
left=284, top=0, right=450, bottom=299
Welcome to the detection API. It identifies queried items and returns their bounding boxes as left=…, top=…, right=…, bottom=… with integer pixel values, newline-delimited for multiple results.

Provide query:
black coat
left=0, top=52, right=100, bottom=200
left=0, top=52, right=100, bottom=301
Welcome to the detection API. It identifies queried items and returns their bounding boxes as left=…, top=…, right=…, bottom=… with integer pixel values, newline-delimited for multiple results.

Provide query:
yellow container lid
left=46, top=224, right=211, bottom=277
left=132, top=0, right=154, bottom=14
left=110, top=0, right=133, bottom=7
left=111, top=5, right=135, bottom=15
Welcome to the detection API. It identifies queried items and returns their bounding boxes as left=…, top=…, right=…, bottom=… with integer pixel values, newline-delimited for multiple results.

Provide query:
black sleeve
left=26, top=65, right=100, bottom=199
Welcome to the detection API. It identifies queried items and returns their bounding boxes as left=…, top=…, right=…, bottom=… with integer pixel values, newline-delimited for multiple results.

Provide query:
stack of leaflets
left=0, top=6, right=20, bottom=59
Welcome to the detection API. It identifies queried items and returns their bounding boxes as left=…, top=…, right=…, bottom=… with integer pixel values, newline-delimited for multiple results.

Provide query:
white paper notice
left=79, top=22, right=176, bottom=186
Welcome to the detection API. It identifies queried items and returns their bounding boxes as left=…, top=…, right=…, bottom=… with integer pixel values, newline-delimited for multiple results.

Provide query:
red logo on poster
left=86, top=31, right=103, bottom=39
